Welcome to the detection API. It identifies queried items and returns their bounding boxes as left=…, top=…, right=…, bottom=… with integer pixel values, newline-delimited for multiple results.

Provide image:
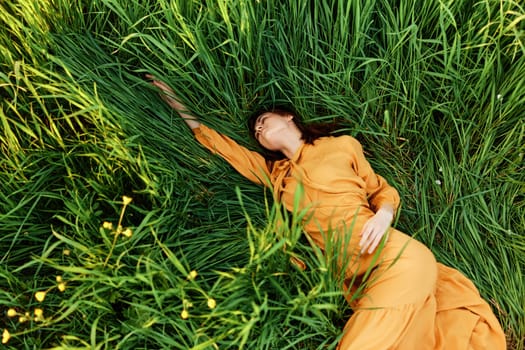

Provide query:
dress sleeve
left=347, top=136, right=400, bottom=213
left=192, top=124, right=270, bottom=186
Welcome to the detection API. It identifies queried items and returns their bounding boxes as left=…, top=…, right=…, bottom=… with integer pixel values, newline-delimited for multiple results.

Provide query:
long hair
left=247, top=106, right=343, bottom=161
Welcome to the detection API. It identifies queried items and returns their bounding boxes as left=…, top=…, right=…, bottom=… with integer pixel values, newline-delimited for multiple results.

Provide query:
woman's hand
left=359, top=204, right=394, bottom=254
left=146, top=74, right=182, bottom=109
left=146, top=74, right=200, bottom=129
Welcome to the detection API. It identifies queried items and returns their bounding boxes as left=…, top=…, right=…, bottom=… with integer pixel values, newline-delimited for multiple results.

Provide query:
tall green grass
left=1, top=0, right=524, bottom=348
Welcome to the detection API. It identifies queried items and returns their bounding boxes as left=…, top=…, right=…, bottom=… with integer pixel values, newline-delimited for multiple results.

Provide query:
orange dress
left=193, top=124, right=506, bottom=349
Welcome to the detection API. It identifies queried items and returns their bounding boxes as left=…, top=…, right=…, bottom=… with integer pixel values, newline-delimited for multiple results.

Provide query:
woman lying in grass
left=148, top=76, right=506, bottom=350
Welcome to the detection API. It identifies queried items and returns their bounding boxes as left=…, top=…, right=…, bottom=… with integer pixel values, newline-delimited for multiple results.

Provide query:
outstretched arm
left=146, top=74, right=200, bottom=130
left=147, top=75, right=270, bottom=185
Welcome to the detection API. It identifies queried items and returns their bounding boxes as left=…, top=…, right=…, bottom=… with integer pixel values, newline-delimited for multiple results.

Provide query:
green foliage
left=1, top=0, right=524, bottom=348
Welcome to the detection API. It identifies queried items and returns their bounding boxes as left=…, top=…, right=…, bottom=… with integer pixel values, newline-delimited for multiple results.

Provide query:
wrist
left=377, top=204, right=394, bottom=221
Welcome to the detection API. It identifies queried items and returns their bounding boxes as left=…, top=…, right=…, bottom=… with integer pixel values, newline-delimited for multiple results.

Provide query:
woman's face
left=253, top=112, right=294, bottom=151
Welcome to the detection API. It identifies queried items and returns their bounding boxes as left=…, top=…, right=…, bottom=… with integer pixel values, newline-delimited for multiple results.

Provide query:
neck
left=282, top=139, right=303, bottom=159
left=280, top=129, right=304, bottom=159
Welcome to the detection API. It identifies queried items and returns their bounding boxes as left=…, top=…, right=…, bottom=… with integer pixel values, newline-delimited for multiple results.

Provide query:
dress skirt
left=336, top=230, right=506, bottom=350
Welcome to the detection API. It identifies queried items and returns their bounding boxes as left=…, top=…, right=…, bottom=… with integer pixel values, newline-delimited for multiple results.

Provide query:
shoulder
left=314, top=134, right=361, bottom=149
left=311, top=135, right=365, bottom=164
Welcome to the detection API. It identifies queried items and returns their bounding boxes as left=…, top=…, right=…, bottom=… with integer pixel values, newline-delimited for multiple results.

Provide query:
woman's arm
left=346, top=136, right=399, bottom=254
left=193, top=125, right=271, bottom=185
left=147, top=75, right=200, bottom=129
left=347, top=136, right=400, bottom=213
left=148, top=75, right=270, bottom=185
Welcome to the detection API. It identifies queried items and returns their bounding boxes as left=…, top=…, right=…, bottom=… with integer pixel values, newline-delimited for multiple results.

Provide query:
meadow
left=1, top=0, right=524, bottom=348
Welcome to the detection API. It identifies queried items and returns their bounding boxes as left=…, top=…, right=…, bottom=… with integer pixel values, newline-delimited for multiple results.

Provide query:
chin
left=261, top=141, right=280, bottom=152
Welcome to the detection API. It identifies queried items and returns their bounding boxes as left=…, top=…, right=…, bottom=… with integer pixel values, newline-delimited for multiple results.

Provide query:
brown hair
left=247, top=106, right=343, bottom=160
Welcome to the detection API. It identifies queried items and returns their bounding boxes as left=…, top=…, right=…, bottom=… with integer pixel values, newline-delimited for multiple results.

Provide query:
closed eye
left=257, top=115, right=268, bottom=125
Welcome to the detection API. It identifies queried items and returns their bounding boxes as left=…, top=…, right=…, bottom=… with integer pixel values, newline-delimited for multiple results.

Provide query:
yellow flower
left=34, top=308, right=43, bottom=317
left=56, top=275, right=63, bottom=283
left=207, top=298, right=216, bottom=309
left=187, top=270, right=198, bottom=280
left=34, top=308, right=44, bottom=322
left=58, top=282, right=66, bottom=292
left=2, top=328, right=10, bottom=344
left=181, top=309, right=189, bottom=319
left=102, top=221, right=113, bottom=230
left=35, top=291, right=46, bottom=302
left=19, top=315, right=28, bottom=323
left=122, top=228, right=133, bottom=238
left=7, top=308, right=17, bottom=318
left=122, top=196, right=133, bottom=205
left=63, top=249, right=71, bottom=256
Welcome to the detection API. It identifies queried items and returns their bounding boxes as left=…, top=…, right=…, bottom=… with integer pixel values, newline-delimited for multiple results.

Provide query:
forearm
left=164, top=95, right=200, bottom=130
left=148, top=75, right=200, bottom=129
left=177, top=108, right=200, bottom=130
left=193, top=124, right=270, bottom=185
left=349, top=136, right=400, bottom=212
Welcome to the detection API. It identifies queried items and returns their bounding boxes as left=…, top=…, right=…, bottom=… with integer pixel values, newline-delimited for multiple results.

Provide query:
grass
left=1, top=0, right=524, bottom=348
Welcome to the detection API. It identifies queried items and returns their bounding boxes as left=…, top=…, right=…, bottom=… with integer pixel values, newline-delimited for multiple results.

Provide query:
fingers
left=150, top=79, right=169, bottom=91
left=145, top=75, right=179, bottom=102
left=359, top=222, right=369, bottom=252
left=359, top=222, right=388, bottom=254
left=360, top=228, right=377, bottom=254
left=368, top=231, right=383, bottom=254
left=360, top=230, right=381, bottom=254
left=145, top=74, right=169, bottom=90
left=358, top=211, right=394, bottom=255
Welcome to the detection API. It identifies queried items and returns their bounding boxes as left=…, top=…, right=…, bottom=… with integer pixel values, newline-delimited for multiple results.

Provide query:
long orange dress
left=193, top=124, right=506, bottom=349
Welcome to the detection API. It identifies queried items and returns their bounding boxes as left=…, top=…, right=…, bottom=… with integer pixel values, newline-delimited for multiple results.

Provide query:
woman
left=148, top=76, right=506, bottom=349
